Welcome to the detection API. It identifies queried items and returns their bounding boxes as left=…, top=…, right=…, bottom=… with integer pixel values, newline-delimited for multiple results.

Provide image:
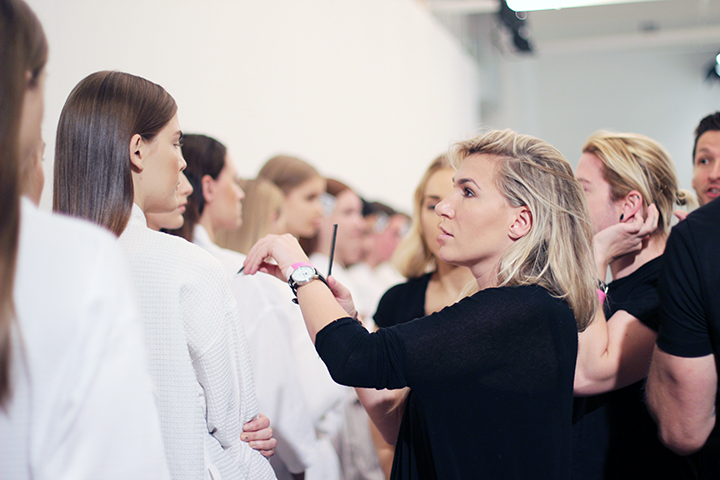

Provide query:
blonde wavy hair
left=392, top=155, right=452, bottom=278
left=451, top=129, right=598, bottom=331
left=216, top=178, right=284, bottom=255
left=583, top=131, right=697, bottom=236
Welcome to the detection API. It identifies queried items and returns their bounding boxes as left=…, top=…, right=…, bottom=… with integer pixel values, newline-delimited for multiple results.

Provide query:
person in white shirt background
left=170, top=133, right=325, bottom=480
left=52, top=70, right=276, bottom=480
left=0, top=1, right=170, bottom=478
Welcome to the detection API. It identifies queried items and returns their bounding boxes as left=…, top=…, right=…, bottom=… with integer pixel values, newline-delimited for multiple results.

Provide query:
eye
left=696, top=157, right=709, bottom=166
left=462, top=187, right=474, bottom=198
left=425, top=203, right=438, bottom=212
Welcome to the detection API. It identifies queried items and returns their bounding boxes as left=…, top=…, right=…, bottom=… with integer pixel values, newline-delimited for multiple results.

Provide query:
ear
left=201, top=174, right=216, bottom=203
left=129, top=134, right=144, bottom=173
left=508, top=206, right=532, bottom=240
left=619, top=190, right=643, bottom=222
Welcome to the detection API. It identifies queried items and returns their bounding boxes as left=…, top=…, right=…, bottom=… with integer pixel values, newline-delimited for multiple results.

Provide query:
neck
left=609, top=234, right=666, bottom=280
left=435, top=259, right=475, bottom=292
left=198, top=214, right=216, bottom=244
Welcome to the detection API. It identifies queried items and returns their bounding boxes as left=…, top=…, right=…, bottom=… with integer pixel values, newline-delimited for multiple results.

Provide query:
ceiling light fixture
left=507, top=0, right=666, bottom=12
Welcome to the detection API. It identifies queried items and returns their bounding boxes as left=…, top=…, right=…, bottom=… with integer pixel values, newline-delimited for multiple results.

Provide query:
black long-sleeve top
left=316, top=284, right=578, bottom=479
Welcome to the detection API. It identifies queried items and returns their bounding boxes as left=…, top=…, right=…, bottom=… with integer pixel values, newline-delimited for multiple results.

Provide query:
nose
left=435, top=195, right=453, bottom=218
left=710, top=161, right=720, bottom=180
left=236, top=184, right=245, bottom=202
left=179, top=153, right=187, bottom=172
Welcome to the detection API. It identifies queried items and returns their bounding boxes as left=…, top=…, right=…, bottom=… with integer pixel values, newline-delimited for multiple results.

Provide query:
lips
left=706, top=185, right=720, bottom=198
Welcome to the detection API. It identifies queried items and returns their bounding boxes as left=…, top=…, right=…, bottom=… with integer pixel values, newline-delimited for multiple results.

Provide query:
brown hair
left=216, top=178, right=284, bottom=254
left=53, top=71, right=177, bottom=236
left=392, top=154, right=452, bottom=278
left=258, top=154, right=320, bottom=195
left=168, top=134, right=227, bottom=242
left=0, top=0, right=48, bottom=408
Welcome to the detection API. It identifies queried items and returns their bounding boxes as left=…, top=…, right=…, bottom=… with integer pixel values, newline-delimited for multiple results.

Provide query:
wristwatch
left=288, top=262, right=328, bottom=303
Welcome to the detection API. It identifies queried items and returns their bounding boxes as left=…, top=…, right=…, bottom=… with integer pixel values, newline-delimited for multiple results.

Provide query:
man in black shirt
left=647, top=198, right=720, bottom=478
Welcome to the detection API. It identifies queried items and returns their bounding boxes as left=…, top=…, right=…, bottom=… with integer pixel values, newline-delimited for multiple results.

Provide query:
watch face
left=291, top=266, right=316, bottom=284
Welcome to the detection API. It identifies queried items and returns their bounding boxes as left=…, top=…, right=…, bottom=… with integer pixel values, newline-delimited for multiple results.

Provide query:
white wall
left=29, top=0, right=482, bottom=213
left=484, top=44, right=720, bottom=193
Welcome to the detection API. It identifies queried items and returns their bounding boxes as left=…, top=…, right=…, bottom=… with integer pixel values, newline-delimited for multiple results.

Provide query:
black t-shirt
left=317, top=284, right=578, bottom=480
left=572, top=257, right=694, bottom=480
left=373, top=273, right=431, bottom=328
left=657, top=198, right=720, bottom=478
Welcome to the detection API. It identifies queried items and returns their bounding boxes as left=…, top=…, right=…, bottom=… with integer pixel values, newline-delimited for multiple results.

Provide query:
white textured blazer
left=119, top=205, right=275, bottom=480
left=0, top=198, right=170, bottom=480
left=192, top=225, right=339, bottom=480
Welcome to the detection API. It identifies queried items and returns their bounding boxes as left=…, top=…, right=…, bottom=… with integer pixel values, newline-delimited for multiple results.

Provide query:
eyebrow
left=455, top=177, right=480, bottom=189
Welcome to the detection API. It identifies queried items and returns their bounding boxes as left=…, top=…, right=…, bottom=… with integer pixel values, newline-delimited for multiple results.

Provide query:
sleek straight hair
left=0, top=0, right=48, bottom=408
left=450, top=129, right=598, bottom=331
left=54, top=70, right=177, bottom=236
left=258, top=154, right=320, bottom=195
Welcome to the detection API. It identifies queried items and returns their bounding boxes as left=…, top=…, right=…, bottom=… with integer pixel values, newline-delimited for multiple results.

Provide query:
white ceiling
left=424, top=0, right=720, bottom=58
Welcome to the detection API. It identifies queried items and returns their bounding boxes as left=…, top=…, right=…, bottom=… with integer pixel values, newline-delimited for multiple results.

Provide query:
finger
left=673, top=209, right=689, bottom=221
left=638, top=204, right=660, bottom=236
left=243, top=413, right=270, bottom=432
left=248, top=439, right=277, bottom=451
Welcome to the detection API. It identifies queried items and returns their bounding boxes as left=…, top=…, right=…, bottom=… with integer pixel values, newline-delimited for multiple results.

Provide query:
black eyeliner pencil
left=328, top=223, right=338, bottom=277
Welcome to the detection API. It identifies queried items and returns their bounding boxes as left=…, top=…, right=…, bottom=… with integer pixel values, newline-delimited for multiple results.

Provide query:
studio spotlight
left=705, top=51, right=720, bottom=83
left=498, top=0, right=533, bottom=54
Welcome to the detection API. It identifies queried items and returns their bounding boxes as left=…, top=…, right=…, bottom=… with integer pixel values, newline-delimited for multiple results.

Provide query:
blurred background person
left=572, top=131, right=696, bottom=480
left=348, top=201, right=408, bottom=323
left=172, top=134, right=320, bottom=480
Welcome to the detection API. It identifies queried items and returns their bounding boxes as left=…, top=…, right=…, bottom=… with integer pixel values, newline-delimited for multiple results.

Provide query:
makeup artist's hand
left=327, top=275, right=359, bottom=320
left=593, top=204, right=659, bottom=277
left=244, top=234, right=310, bottom=281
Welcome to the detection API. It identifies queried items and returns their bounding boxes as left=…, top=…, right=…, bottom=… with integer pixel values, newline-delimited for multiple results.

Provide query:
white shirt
left=192, top=225, right=339, bottom=480
left=0, top=198, right=170, bottom=480
left=119, top=206, right=275, bottom=480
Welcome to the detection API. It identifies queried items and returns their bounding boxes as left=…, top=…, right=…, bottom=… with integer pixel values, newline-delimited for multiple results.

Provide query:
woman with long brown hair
left=53, top=71, right=276, bottom=480
left=0, top=1, right=169, bottom=477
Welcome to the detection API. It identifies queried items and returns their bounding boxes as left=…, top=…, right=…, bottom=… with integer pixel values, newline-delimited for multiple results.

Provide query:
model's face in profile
left=207, top=154, right=244, bottom=232
left=692, top=130, right=720, bottom=206
left=421, top=168, right=455, bottom=261
left=145, top=172, right=193, bottom=231
left=435, top=154, right=517, bottom=275
left=19, top=69, right=46, bottom=169
left=284, top=176, right=326, bottom=238
left=576, top=152, right=622, bottom=234
left=326, top=189, right=365, bottom=266
left=136, top=113, right=186, bottom=214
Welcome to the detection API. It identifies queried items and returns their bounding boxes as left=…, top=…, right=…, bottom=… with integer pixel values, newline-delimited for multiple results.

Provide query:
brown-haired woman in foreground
left=244, top=129, right=599, bottom=479
left=53, top=71, right=276, bottom=480
left=0, top=1, right=169, bottom=478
